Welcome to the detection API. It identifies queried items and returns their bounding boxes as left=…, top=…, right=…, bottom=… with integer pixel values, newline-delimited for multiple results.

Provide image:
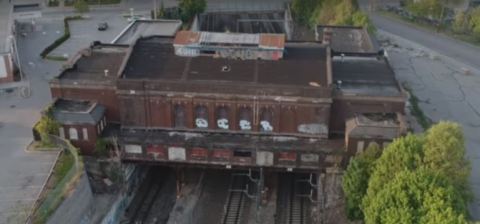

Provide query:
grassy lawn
left=379, top=10, right=480, bottom=47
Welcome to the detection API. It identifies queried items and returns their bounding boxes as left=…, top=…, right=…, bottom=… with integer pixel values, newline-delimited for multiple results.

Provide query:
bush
left=452, top=11, right=470, bottom=34
left=291, top=0, right=319, bottom=26
left=95, top=138, right=110, bottom=157
left=35, top=108, right=60, bottom=147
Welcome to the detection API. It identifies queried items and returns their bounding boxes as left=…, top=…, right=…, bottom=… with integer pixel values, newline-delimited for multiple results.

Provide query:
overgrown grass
left=379, top=10, right=480, bottom=47
left=403, top=84, right=432, bottom=130
left=52, top=152, right=75, bottom=183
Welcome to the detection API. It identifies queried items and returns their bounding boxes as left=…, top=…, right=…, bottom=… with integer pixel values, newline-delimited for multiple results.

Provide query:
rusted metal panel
left=278, top=152, right=297, bottom=162
left=190, top=147, right=209, bottom=161
left=146, top=145, right=166, bottom=160
left=211, top=149, right=232, bottom=162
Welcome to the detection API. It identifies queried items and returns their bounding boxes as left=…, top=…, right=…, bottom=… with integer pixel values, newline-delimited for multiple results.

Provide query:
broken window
left=195, top=105, right=208, bottom=129
left=174, top=104, right=186, bottom=128
left=216, top=106, right=229, bottom=130
left=260, top=108, right=274, bottom=132
left=233, top=150, right=252, bottom=158
left=238, top=107, right=252, bottom=131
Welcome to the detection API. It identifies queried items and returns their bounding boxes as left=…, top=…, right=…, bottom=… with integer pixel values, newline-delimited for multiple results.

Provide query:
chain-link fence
left=26, top=135, right=84, bottom=224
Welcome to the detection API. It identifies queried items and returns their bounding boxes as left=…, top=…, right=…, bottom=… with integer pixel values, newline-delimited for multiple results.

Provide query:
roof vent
left=336, top=80, right=342, bottom=89
left=221, top=65, right=231, bottom=72
left=104, top=69, right=109, bottom=77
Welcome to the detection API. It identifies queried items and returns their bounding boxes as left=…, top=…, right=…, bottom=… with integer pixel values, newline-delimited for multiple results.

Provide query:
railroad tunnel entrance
left=116, top=164, right=345, bottom=224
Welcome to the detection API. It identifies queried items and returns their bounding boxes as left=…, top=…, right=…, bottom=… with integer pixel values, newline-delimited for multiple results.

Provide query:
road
left=370, top=13, right=480, bottom=72
left=364, top=8, right=480, bottom=220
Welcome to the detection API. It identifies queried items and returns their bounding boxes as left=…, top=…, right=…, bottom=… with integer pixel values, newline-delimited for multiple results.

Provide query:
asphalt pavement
left=368, top=11, right=480, bottom=220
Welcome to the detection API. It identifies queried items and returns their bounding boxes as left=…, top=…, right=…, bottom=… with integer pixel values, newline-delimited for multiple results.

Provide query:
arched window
left=195, top=105, right=209, bottom=129
left=260, top=108, right=274, bottom=132
left=69, top=127, right=78, bottom=140
left=174, top=104, right=186, bottom=128
left=238, top=107, right=252, bottom=131
left=216, top=106, right=229, bottom=130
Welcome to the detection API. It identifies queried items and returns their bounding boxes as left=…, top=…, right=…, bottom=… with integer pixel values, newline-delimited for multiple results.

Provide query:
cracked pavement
left=378, top=31, right=480, bottom=219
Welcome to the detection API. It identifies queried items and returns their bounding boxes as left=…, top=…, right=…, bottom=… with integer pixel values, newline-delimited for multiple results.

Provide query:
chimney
left=323, top=27, right=333, bottom=45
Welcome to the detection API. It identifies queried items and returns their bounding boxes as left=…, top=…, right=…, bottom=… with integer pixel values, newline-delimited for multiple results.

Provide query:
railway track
left=277, top=174, right=309, bottom=224
left=222, top=174, right=247, bottom=224
left=129, top=171, right=168, bottom=224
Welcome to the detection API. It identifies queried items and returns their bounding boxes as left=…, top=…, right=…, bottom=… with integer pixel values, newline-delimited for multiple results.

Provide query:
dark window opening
left=233, top=150, right=252, bottom=157
left=216, top=106, right=229, bottom=129
left=174, top=104, right=186, bottom=128
left=238, top=107, right=252, bottom=131
left=200, top=50, right=215, bottom=55
left=260, top=108, right=274, bottom=132
left=195, top=105, right=209, bottom=129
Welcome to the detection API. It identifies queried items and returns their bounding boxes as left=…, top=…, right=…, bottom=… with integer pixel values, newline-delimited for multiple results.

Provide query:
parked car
left=97, top=22, right=108, bottom=31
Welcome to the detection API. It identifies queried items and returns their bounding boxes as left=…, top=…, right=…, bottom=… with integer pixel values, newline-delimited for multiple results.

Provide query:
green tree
left=422, top=121, right=470, bottom=199
left=452, top=11, right=470, bottom=34
left=363, top=169, right=468, bottom=224
left=364, top=133, right=424, bottom=201
left=342, top=144, right=382, bottom=220
left=352, top=11, right=376, bottom=33
left=74, top=0, right=89, bottom=14
left=470, top=7, right=480, bottom=40
left=35, top=109, right=60, bottom=147
left=291, top=0, right=319, bottom=26
left=406, top=0, right=443, bottom=19
left=179, top=0, right=206, bottom=22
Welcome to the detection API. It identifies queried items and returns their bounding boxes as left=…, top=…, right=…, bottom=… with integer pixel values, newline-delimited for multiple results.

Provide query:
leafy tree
left=364, top=133, right=424, bottom=200
left=342, top=144, right=382, bottom=220
left=291, top=0, right=319, bottom=26
left=179, top=0, right=206, bottom=22
left=363, top=169, right=468, bottom=224
left=406, top=0, right=442, bottom=19
left=422, top=121, right=470, bottom=200
left=74, top=0, right=89, bottom=14
left=452, top=11, right=470, bottom=34
left=36, top=109, right=60, bottom=147
left=352, top=11, right=376, bottom=33
left=470, top=7, right=480, bottom=40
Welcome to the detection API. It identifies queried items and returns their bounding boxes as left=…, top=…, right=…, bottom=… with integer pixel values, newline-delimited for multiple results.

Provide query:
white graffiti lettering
left=260, top=120, right=273, bottom=131
left=195, top=118, right=208, bottom=128
left=239, top=120, right=252, bottom=130
left=217, top=118, right=229, bottom=129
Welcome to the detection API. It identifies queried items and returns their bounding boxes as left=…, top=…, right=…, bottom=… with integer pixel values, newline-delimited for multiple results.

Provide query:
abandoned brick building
left=46, top=25, right=406, bottom=171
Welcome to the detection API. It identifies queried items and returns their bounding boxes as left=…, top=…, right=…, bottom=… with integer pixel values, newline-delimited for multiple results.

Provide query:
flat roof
left=112, top=20, right=182, bottom=45
left=58, top=44, right=128, bottom=82
left=52, top=99, right=105, bottom=125
left=122, top=36, right=328, bottom=87
left=174, top=31, right=285, bottom=49
left=317, top=25, right=380, bottom=55
left=332, top=56, right=401, bottom=96
left=198, top=11, right=286, bottom=34
left=13, top=3, right=41, bottom=13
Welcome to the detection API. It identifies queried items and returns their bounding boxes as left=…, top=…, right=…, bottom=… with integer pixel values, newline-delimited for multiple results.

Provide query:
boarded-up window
left=260, top=108, right=274, bottom=132
left=69, top=128, right=78, bottom=140
left=82, top=128, right=88, bottom=141
left=195, top=105, right=208, bottom=129
left=174, top=104, right=186, bottom=128
left=216, top=106, right=229, bottom=130
left=238, top=107, right=252, bottom=131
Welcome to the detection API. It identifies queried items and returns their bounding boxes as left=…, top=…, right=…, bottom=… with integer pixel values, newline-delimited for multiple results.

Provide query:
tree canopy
left=342, top=121, right=471, bottom=223
left=342, top=144, right=382, bottom=220
left=179, top=0, right=206, bottom=22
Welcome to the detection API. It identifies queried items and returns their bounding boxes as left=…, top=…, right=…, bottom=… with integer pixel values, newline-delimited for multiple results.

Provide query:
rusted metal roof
left=259, top=34, right=285, bottom=49
left=173, top=31, right=201, bottom=45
